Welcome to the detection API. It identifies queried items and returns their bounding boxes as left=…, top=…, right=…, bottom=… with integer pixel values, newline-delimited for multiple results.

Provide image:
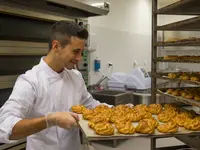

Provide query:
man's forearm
left=9, top=117, right=47, bottom=140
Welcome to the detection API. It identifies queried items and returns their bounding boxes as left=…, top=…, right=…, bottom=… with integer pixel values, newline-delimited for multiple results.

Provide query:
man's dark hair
left=49, top=20, right=89, bottom=50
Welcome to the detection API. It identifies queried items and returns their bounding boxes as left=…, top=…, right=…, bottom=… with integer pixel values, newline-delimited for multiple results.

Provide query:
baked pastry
left=168, top=73, right=177, bottom=79
left=167, top=89, right=174, bottom=94
left=181, top=92, right=187, bottom=97
left=194, top=95, right=200, bottom=101
left=157, top=112, right=172, bottom=123
left=110, top=114, right=125, bottom=123
left=164, top=104, right=179, bottom=112
left=171, top=90, right=181, bottom=96
left=94, top=105, right=110, bottom=113
left=172, top=114, right=187, bottom=127
left=146, top=104, right=162, bottom=115
left=141, top=112, right=152, bottom=119
left=143, top=118, right=158, bottom=128
left=134, top=104, right=147, bottom=111
left=82, top=109, right=96, bottom=120
left=190, top=76, right=199, bottom=81
left=115, top=121, right=135, bottom=134
left=136, top=119, right=155, bottom=134
left=71, top=105, right=86, bottom=114
left=165, top=38, right=180, bottom=43
left=94, top=122, right=114, bottom=135
left=184, top=119, right=200, bottom=131
left=163, top=55, right=178, bottom=60
left=157, top=121, right=178, bottom=133
left=180, top=110, right=196, bottom=119
left=184, top=93, right=194, bottom=99
left=126, top=112, right=142, bottom=122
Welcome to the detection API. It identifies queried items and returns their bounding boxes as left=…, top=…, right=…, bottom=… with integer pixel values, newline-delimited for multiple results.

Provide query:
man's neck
left=44, top=54, right=64, bottom=73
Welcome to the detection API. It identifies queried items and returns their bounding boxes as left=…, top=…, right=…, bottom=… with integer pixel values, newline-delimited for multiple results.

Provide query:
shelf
left=157, top=89, right=200, bottom=107
left=156, top=40, right=200, bottom=46
left=155, top=58, right=200, bottom=63
left=154, top=74, right=200, bottom=86
left=157, top=0, right=200, bottom=15
left=157, top=17, right=200, bottom=31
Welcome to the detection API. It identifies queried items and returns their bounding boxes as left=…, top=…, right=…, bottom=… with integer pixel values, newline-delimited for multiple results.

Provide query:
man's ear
left=52, top=40, right=60, bottom=52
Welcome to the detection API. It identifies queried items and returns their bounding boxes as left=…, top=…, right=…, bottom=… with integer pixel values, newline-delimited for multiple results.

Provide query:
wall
left=87, top=0, right=152, bottom=84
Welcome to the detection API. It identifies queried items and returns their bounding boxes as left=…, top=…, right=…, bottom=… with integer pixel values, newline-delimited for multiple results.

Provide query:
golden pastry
left=181, top=92, right=187, bottom=98
left=146, top=104, right=162, bottom=115
left=172, top=114, right=187, bottom=127
left=166, top=89, right=174, bottom=94
left=94, top=105, right=110, bottom=113
left=157, top=121, right=178, bottom=133
left=157, top=112, right=172, bottom=123
left=94, top=122, right=114, bottom=135
left=141, top=112, right=152, bottom=119
left=184, top=94, right=194, bottom=99
left=182, top=75, right=190, bottom=80
left=82, top=109, right=96, bottom=120
left=113, top=105, right=132, bottom=114
left=194, top=95, right=200, bottom=101
left=163, top=55, right=178, bottom=60
left=134, top=104, right=147, bottom=111
left=126, top=112, right=142, bottom=122
left=168, top=73, right=177, bottom=79
left=136, top=120, right=155, bottom=134
left=171, top=90, right=181, bottom=96
left=164, top=104, right=179, bottom=113
left=115, top=121, right=135, bottom=134
left=71, top=105, right=86, bottom=114
left=190, top=76, right=199, bottom=81
left=180, top=110, right=196, bottom=119
left=184, top=119, right=200, bottom=131
left=88, top=121, right=96, bottom=129
left=143, top=118, right=158, bottom=128
left=110, top=114, right=125, bottom=123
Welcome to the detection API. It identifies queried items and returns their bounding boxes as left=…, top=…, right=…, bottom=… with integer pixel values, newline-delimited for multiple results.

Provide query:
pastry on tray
left=194, top=95, right=200, bottom=101
left=71, top=105, right=86, bottom=114
left=146, top=104, right=162, bottom=115
left=157, top=112, right=172, bottom=123
left=157, top=121, right=178, bottom=133
left=166, top=89, right=174, bottom=94
left=88, top=114, right=110, bottom=129
left=94, top=122, right=114, bottom=135
left=94, top=104, right=110, bottom=113
left=184, top=119, right=200, bottom=131
left=136, top=119, right=155, bottom=134
left=141, top=112, right=152, bottom=119
left=163, top=55, right=178, bottom=60
left=168, top=73, right=177, bottom=79
left=134, top=104, right=147, bottom=111
left=82, top=109, right=97, bottom=120
left=126, top=112, right=142, bottom=122
left=115, top=121, right=135, bottom=134
left=171, top=90, right=181, bottom=96
left=172, top=114, right=187, bottom=127
left=143, top=118, right=158, bottom=128
left=164, top=104, right=179, bottom=112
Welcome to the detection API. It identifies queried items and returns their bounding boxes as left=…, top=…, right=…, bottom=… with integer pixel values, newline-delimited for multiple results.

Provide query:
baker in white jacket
left=0, top=21, right=104, bottom=150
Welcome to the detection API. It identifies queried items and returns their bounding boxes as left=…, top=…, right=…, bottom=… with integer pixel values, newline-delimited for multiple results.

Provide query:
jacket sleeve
left=0, top=75, right=36, bottom=143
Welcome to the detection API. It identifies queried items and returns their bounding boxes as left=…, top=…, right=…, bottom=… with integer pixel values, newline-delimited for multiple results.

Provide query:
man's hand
left=125, top=103, right=134, bottom=108
left=48, top=112, right=79, bottom=129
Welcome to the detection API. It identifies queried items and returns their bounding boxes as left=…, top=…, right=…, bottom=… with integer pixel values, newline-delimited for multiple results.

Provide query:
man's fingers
left=70, top=112, right=80, bottom=121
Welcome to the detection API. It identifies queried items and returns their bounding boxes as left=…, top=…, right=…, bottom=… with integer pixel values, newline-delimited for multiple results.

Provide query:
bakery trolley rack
left=151, top=0, right=200, bottom=149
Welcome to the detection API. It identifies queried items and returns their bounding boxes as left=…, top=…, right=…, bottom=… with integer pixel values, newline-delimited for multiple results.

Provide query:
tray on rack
left=155, top=73, right=200, bottom=86
left=155, top=57, right=200, bottom=63
left=157, top=87, right=200, bottom=107
left=78, top=114, right=200, bottom=141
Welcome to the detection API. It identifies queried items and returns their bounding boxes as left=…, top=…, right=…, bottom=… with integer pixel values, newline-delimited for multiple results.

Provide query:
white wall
left=88, top=0, right=152, bottom=84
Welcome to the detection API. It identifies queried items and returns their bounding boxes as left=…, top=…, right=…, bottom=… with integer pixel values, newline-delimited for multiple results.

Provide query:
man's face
left=57, top=36, right=85, bottom=70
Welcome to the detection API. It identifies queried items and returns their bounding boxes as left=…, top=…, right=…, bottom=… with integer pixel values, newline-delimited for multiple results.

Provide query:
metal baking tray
left=78, top=114, right=200, bottom=141
left=157, top=88, right=200, bottom=107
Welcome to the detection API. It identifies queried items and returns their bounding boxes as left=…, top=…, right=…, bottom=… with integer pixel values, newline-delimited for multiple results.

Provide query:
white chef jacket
left=0, top=57, right=102, bottom=150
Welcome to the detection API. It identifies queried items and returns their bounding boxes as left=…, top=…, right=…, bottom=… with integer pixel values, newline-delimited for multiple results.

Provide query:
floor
left=82, top=137, right=186, bottom=150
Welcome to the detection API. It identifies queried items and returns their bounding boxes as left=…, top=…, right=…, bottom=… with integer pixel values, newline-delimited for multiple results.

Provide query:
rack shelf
left=157, top=89, right=200, bottom=107
left=154, top=74, right=200, bottom=86
left=156, top=0, right=200, bottom=15
left=156, top=40, right=200, bottom=46
left=157, top=17, right=200, bottom=31
left=155, top=58, right=200, bottom=63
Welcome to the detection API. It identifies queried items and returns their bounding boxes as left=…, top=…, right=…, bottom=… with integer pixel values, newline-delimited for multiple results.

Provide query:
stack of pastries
left=71, top=103, right=200, bottom=136
left=166, top=88, right=200, bottom=101
left=167, top=72, right=200, bottom=81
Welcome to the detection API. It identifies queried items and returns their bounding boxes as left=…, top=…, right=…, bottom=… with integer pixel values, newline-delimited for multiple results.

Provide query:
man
left=0, top=21, right=103, bottom=150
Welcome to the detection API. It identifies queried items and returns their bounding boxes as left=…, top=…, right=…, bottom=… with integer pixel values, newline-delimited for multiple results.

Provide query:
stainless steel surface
left=46, top=0, right=109, bottom=16
left=0, top=2, right=73, bottom=22
left=176, top=136, right=200, bottom=150
left=0, top=41, right=48, bottom=55
left=0, top=138, right=26, bottom=150
left=91, top=90, right=132, bottom=106
left=0, top=75, right=19, bottom=89
left=133, top=92, right=161, bottom=105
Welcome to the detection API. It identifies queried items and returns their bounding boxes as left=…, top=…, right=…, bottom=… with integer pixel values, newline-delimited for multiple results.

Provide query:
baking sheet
left=78, top=114, right=200, bottom=141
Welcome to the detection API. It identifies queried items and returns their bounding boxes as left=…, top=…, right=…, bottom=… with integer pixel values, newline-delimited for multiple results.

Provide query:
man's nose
left=76, top=53, right=82, bottom=61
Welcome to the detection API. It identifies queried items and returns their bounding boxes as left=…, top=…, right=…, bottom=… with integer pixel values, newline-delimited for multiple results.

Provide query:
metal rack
left=152, top=0, right=200, bottom=149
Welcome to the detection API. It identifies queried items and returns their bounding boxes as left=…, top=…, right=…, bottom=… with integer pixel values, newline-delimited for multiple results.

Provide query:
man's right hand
left=49, top=112, right=79, bottom=129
